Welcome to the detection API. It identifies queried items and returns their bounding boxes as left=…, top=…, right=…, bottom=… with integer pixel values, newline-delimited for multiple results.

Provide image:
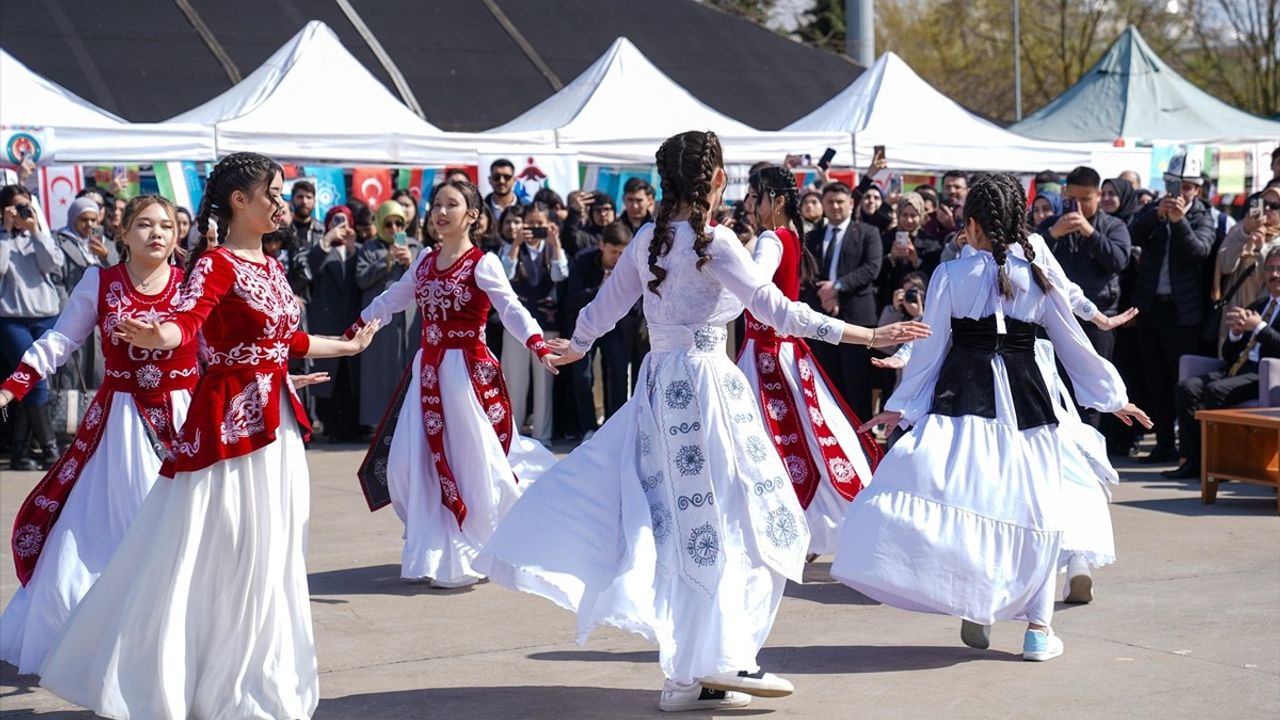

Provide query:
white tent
left=786, top=52, right=1100, bottom=173
left=490, top=37, right=848, bottom=165
left=1, top=49, right=214, bottom=162
left=169, top=21, right=546, bottom=164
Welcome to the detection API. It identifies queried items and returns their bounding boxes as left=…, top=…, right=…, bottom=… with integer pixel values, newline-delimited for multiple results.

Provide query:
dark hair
left=490, top=158, right=515, bottom=174
left=498, top=205, right=523, bottom=241
left=1272, top=146, right=1280, bottom=163
left=821, top=181, right=852, bottom=197
left=1034, top=170, right=1060, bottom=186
left=801, top=190, right=821, bottom=204
left=291, top=180, right=316, bottom=197
left=942, top=170, right=968, bottom=184
left=475, top=203, right=500, bottom=252
left=966, top=173, right=1050, bottom=299
left=391, top=188, right=422, bottom=240
left=623, top=177, right=655, bottom=198
left=1065, top=166, right=1101, bottom=189
left=445, top=167, right=472, bottom=183
left=901, top=270, right=928, bottom=293
left=354, top=206, right=375, bottom=227
left=121, top=194, right=178, bottom=234
left=749, top=166, right=820, bottom=286
left=0, top=184, right=32, bottom=210
left=601, top=220, right=633, bottom=247
left=590, top=191, right=615, bottom=211
left=649, top=130, right=723, bottom=295
left=428, top=179, right=484, bottom=244
left=915, top=186, right=939, bottom=206
left=175, top=206, right=193, bottom=222
left=188, top=152, right=283, bottom=274
left=533, top=187, right=565, bottom=210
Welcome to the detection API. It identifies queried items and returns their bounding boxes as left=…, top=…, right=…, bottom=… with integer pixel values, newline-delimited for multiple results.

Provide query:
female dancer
left=831, top=173, right=1149, bottom=663
left=347, top=179, right=557, bottom=588
left=476, top=131, right=928, bottom=712
left=0, top=196, right=194, bottom=674
left=737, top=166, right=880, bottom=558
left=38, top=152, right=379, bottom=720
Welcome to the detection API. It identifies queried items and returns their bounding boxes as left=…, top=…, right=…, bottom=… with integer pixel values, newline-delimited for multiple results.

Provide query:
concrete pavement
left=2, top=445, right=1277, bottom=719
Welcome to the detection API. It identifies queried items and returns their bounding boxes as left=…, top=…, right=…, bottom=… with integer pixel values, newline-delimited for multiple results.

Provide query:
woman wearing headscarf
left=354, top=201, right=423, bottom=428
left=877, top=193, right=941, bottom=313
left=1029, top=191, right=1063, bottom=228
left=55, top=198, right=118, bottom=395
left=1100, top=178, right=1142, bottom=224
left=858, top=185, right=894, bottom=234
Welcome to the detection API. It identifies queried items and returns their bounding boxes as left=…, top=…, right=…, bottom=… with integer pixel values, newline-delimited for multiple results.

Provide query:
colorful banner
left=39, top=165, right=83, bottom=230
left=1, top=126, right=54, bottom=167
left=479, top=153, right=580, bottom=203
left=302, top=166, right=347, bottom=220
left=1216, top=146, right=1247, bottom=196
left=153, top=161, right=196, bottom=210
left=92, top=165, right=141, bottom=199
left=352, top=167, right=392, bottom=208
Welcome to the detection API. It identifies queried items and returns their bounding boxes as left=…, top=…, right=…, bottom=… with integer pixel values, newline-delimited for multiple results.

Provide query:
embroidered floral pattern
left=664, top=380, right=694, bottom=410
left=472, top=362, right=498, bottom=385
left=136, top=364, right=162, bottom=389
left=422, top=366, right=438, bottom=390
left=746, top=436, right=770, bottom=462
left=13, top=524, right=43, bottom=557
left=425, top=324, right=443, bottom=346
left=229, top=258, right=301, bottom=338
left=674, top=445, right=705, bottom=476
left=829, top=457, right=856, bottom=482
left=486, top=404, right=507, bottom=424
left=797, top=357, right=813, bottom=382
left=33, top=495, right=60, bottom=512
left=650, top=502, right=673, bottom=544
left=808, top=405, right=826, bottom=427
left=220, top=373, right=273, bottom=444
left=641, top=471, right=663, bottom=492
left=756, top=352, right=777, bottom=374
left=145, top=407, right=169, bottom=429
left=722, top=374, right=746, bottom=400
left=638, top=431, right=652, bottom=457
left=764, top=508, right=800, bottom=549
left=56, top=458, right=79, bottom=484
left=685, top=523, right=720, bottom=566
left=84, top=403, right=104, bottom=429
left=424, top=410, right=444, bottom=435
left=784, top=456, right=809, bottom=483
left=693, top=326, right=720, bottom=352
left=766, top=398, right=789, bottom=421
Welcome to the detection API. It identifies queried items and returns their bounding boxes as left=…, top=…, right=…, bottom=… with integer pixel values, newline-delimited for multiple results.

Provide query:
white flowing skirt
left=389, top=348, right=554, bottom=583
left=39, top=389, right=318, bottom=720
left=1, top=390, right=190, bottom=675
left=738, top=339, right=875, bottom=555
left=475, top=352, right=787, bottom=686
left=831, top=411, right=1065, bottom=626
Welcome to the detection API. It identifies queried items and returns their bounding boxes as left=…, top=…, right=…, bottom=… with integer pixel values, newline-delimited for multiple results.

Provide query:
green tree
left=798, top=0, right=847, bottom=52
left=704, top=0, right=778, bottom=26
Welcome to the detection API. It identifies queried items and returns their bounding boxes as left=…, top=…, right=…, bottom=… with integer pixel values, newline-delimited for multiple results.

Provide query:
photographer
left=0, top=184, right=65, bottom=470
left=876, top=272, right=927, bottom=356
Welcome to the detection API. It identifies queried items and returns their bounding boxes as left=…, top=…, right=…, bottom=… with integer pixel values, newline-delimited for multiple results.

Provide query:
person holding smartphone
left=1, top=184, right=65, bottom=471
left=52, top=197, right=119, bottom=398
left=500, top=201, right=568, bottom=445
left=1212, top=182, right=1280, bottom=351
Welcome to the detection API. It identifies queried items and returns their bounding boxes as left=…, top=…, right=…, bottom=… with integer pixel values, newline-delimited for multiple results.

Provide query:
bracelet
left=867, top=327, right=878, bottom=347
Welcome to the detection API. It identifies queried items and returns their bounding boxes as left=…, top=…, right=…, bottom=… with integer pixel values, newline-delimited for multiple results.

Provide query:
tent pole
left=1012, top=0, right=1022, bottom=122
left=335, top=0, right=428, bottom=121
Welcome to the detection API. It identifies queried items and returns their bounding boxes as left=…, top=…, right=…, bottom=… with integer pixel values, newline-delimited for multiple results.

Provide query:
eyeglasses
left=490, top=173, right=513, bottom=182
left=1265, top=201, right=1280, bottom=211
left=383, top=219, right=405, bottom=229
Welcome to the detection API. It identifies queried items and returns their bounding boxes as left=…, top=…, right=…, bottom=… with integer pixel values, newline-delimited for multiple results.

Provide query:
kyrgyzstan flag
left=353, top=167, right=392, bottom=208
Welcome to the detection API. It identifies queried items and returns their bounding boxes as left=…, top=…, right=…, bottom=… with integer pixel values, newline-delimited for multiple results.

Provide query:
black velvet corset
left=929, top=315, right=1057, bottom=430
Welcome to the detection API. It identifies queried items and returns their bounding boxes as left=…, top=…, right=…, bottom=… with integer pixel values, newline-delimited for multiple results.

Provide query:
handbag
left=1201, top=267, right=1255, bottom=344
left=50, top=352, right=93, bottom=437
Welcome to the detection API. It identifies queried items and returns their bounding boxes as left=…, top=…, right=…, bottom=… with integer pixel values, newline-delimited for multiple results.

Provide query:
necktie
left=1229, top=297, right=1277, bottom=376
left=822, top=226, right=838, bottom=278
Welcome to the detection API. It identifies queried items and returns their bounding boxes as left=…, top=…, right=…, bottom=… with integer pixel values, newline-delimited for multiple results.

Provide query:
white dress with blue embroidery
left=475, top=222, right=844, bottom=685
left=830, top=250, right=1127, bottom=625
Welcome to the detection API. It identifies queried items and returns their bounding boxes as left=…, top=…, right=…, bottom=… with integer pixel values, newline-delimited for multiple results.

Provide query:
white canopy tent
left=786, top=52, right=1105, bottom=174
left=1, top=49, right=214, bottom=162
left=490, top=37, right=848, bottom=165
left=169, top=21, right=547, bottom=165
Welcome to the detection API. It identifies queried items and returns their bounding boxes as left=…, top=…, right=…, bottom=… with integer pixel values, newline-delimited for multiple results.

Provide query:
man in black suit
left=1167, top=247, right=1280, bottom=478
left=1129, top=153, right=1216, bottom=463
left=803, top=181, right=883, bottom=419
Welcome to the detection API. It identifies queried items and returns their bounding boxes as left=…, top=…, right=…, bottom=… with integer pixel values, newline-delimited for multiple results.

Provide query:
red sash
left=740, top=316, right=880, bottom=508
left=11, top=375, right=190, bottom=585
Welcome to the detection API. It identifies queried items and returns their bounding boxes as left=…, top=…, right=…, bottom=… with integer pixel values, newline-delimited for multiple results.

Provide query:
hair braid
left=647, top=130, right=724, bottom=295
left=992, top=173, right=1052, bottom=293
left=185, top=152, right=281, bottom=275
left=751, top=165, right=819, bottom=286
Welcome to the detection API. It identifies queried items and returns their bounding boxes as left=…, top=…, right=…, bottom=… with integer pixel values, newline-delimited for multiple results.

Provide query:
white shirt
left=821, top=218, right=851, bottom=283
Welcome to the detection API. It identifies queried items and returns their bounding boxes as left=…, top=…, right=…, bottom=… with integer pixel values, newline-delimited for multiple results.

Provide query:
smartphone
left=90, top=225, right=105, bottom=241
left=394, top=231, right=408, bottom=246
left=1065, top=198, right=1079, bottom=214
left=1250, top=197, right=1265, bottom=219
left=1164, top=178, right=1183, bottom=198
left=818, top=147, right=837, bottom=170
left=873, top=145, right=886, bottom=160
left=893, top=231, right=910, bottom=250
left=530, top=226, right=549, bottom=240
left=331, top=214, right=347, bottom=227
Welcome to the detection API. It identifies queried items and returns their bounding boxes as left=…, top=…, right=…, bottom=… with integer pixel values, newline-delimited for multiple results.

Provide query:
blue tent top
left=1010, top=26, right=1278, bottom=144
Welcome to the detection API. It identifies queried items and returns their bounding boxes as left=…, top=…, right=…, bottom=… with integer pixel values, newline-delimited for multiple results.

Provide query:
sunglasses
left=490, top=173, right=513, bottom=182
left=1265, top=201, right=1280, bottom=211
left=383, top=219, right=406, bottom=229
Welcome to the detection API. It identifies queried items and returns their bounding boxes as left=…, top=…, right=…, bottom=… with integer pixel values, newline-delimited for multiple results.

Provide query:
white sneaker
left=698, top=670, right=793, bottom=698
left=1022, top=627, right=1065, bottom=662
left=1063, top=554, right=1093, bottom=604
left=659, top=682, right=750, bottom=712
left=430, top=576, right=480, bottom=589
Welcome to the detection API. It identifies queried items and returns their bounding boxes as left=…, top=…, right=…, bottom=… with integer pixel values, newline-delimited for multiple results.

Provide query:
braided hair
left=965, top=173, right=1051, bottom=298
left=748, top=166, right=820, bottom=287
left=649, top=130, right=723, bottom=295
left=187, top=153, right=283, bottom=275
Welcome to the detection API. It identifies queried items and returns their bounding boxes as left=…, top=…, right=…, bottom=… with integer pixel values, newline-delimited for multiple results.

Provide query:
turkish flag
left=40, top=165, right=83, bottom=230
left=353, top=167, right=392, bottom=208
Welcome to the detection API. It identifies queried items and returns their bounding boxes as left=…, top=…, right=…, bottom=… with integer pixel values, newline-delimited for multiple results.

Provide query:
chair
left=1177, top=356, right=1280, bottom=408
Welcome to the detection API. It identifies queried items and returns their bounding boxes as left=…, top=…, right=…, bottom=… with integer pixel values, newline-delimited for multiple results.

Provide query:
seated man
left=1168, top=246, right=1280, bottom=478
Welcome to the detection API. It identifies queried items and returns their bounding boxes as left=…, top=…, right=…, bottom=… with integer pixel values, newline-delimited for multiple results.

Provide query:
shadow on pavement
left=314, top=685, right=774, bottom=719
left=307, top=564, right=485, bottom=597
left=758, top=644, right=1021, bottom=673
left=1115, top=485, right=1277, bottom=516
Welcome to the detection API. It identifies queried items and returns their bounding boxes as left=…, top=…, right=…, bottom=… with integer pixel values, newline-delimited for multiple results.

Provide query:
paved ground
left=1, top=444, right=1277, bottom=719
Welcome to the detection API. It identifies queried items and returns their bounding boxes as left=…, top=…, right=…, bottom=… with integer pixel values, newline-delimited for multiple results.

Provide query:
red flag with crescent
left=39, top=165, right=83, bottom=230
left=353, top=167, right=392, bottom=208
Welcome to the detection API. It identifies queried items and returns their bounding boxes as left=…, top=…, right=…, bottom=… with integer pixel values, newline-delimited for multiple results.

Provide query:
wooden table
left=1197, top=407, right=1280, bottom=513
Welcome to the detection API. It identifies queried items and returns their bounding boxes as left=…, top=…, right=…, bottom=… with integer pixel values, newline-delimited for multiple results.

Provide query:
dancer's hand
left=539, top=353, right=562, bottom=375
left=1112, top=403, right=1153, bottom=429
left=871, top=355, right=906, bottom=370
left=864, top=321, right=930, bottom=348
left=0, top=388, right=13, bottom=409
left=115, top=317, right=171, bottom=349
left=545, top=337, right=573, bottom=353
left=346, top=319, right=381, bottom=354
left=289, top=372, right=331, bottom=389
left=1092, top=307, right=1138, bottom=332
left=551, top=346, right=584, bottom=367
left=857, top=410, right=902, bottom=433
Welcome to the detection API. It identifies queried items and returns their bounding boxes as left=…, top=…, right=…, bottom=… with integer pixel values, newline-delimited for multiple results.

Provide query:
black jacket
left=1038, top=209, right=1131, bottom=314
left=1129, top=197, right=1215, bottom=325
left=804, top=220, right=883, bottom=326
left=1221, top=295, right=1280, bottom=366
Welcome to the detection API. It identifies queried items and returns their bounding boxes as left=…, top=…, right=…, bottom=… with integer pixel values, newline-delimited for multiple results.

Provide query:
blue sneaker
left=1023, top=628, right=1064, bottom=662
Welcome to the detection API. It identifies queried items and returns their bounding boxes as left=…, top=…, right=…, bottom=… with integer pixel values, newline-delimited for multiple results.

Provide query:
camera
left=15, top=205, right=34, bottom=220
left=529, top=226, right=548, bottom=240
left=904, top=288, right=920, bottom=304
